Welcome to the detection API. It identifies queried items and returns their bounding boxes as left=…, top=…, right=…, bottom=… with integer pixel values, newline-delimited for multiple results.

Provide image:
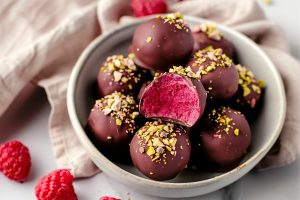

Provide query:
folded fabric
left=0, top=0, right=299, bottom=178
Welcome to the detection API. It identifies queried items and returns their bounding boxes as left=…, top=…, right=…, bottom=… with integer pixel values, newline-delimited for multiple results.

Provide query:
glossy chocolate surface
left=132, top=14, right=194, bottom=71
left=130, top=121, right=191, bottom=181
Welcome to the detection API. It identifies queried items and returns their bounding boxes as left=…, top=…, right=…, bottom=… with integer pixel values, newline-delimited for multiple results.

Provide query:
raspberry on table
left=131, top=0, right=168, bottom=17
left=35, top=169, right=77, bottom=200
left=0, top=140, right=31, bottom=182
left=99, top=196, right=121, bottom=200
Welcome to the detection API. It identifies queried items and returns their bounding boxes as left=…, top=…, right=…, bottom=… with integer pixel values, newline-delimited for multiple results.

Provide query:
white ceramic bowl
left=67, top=16, right=286, bottom=198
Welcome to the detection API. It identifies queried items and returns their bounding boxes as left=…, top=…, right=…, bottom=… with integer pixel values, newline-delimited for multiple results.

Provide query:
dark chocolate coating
left=98, top=71, right=139, bottom=96
left=187, top=50, right=239, bottom=100
left=85, top=126, right=132, bottom=164
left=87, top=103, right=133, bottom=147
left=140, top=73, right=207, bottom=127
left=193, top=31, right=234, bottom=58
left=198, top=107, right=251, bottom=168
left=137, top=81, right=151, bottom=101
left=130, top=122, right=191, bottom=181
left=97, top=55, right=146, bottom=96
left=192, top=78, right=207, bottom=118
left=132, top=17, right=194, bottom=71
left=87, top=93, right=139, bottom=148
left=225, top=65, right=265, bottom=121
left=201, top=65, right=238, bottom=100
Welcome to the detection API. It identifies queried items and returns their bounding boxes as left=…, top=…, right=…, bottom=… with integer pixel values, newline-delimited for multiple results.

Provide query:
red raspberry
left=131, top=0, right=168, bottom=17
left=99, top=197, right=120, bottom=200
left=35, top=169, right=77, bottom=200
left=0, top=140, right=31, bottom=182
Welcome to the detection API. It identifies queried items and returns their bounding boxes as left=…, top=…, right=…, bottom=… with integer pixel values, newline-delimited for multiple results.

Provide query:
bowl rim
left=67, top=15, right=286, bottom=189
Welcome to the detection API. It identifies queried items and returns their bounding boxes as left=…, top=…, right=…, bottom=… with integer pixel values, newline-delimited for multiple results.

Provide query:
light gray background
left=0, top=0, right=299, bottom=199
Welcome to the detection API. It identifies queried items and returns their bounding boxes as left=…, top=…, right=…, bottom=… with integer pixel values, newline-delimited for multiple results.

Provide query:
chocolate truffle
left=192, top=23, right=234, bottom=58
left=97, top=54, right=144, bottom=96
left=187, top=46, right=239, bottom=100
left=130, top=120, right=191, bottom=181
left=87, top=92, right=139, bottom=147
left=140, top=73, right=207, bottom=127
left=198, top=107, right=251, bottom=168
left=132, top=13, right=194, bottom=71
left=232, top=64, right=265, bottom=109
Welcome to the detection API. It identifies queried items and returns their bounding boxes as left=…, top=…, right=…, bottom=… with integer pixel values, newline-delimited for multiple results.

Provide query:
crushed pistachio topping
left=234, top=129, right=240, bottom=136
left=156, top=12, right=189, bottom=32
left=152, top=71, right=165, bottom=80
left=194, top=22, right=222, bottom=41
left=236, top=64, right=265, bottom=99
left=208, top=107, right=241, bottom=138
left=169, top=66, right=201, bottom=79
left=190, top=46, right=232, bottom=77
left=95, top=92, right=139, bottom=134
left=146, top=36, right=152, bottom=43
left=137, top=120, right=184, bottom=164
left=99, top=54, right=141, bottom=89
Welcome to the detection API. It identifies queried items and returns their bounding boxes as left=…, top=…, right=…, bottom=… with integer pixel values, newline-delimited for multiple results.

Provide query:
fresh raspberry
left=0, top=140, right=31, bottom=182
left=35, top=169, right=77, bottom=200
left=131, top=0, right=168, bottom=17
left=99, top=196, right=120, bottom=200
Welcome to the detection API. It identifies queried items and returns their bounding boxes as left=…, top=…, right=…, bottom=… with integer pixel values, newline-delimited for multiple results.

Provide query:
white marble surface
left=0, top=0, right=300, bottom=199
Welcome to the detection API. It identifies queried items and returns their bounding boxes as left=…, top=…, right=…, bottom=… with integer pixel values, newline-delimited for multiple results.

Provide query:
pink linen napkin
left=0, top=0, right=299, bottom=178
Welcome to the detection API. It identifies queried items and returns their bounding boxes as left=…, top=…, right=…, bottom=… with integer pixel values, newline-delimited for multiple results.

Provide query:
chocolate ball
left=232, top=64, right=265, bottom=108
left=140, top=73, right=207, bottom=127
left=192, top=23, right=234, bottom=58
left=132, top=13, right=194, bottom=71
left=87, top=92, right=139, bottom=148
left=187, top=47, right=239, bottom=100
left=130, top=120, right=191, bottom=181
left=197, top=107, right=251, bottom=169
left=97, top=54, right=145, bottom=96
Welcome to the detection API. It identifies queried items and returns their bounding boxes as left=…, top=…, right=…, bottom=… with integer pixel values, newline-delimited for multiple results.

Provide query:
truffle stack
left=85, top=13, right=266, bottom=182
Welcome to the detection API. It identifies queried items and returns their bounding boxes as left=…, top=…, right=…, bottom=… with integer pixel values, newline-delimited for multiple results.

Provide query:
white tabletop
left=1, top=1, right=300, bottom=199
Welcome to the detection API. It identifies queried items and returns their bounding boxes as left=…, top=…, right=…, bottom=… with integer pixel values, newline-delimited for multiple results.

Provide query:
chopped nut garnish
left=113, top=71, right=122, bottom=82
left=95, top=92, right=139, bottom=133
left=156, top=12, right=189, bottom=31
left=198, top=23, right=223, bottom=41
left=236, top=64, right=265, bottom=106
left=137, top=120, right=182, bottom=164
left=207, top=107, right=242, bottom=136
left=146, top=36, right=152, bottom=43
left=189, top=46, right=233, bottom=77
left=99, top=54, right=141, bottom=88
left=169, top=66, right=201, bottom=79
left=107, top=136, right=112, bottom=140
left=146, top=146, right=156, bottom=156
left=234, top=129, right=240, bottom=136
left=115, top=118, right=122, bottom=126
left=139, top=147, right=145, bottom=153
